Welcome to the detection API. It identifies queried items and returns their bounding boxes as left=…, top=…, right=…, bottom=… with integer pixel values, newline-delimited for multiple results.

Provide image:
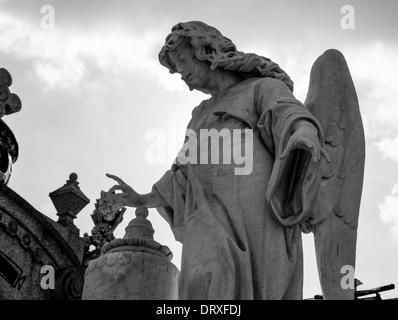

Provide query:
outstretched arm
left=105, top=173, right=168, bottom=208
left=103, top=164, right=188, bottom=242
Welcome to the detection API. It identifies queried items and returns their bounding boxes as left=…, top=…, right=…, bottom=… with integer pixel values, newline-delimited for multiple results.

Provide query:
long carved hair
left=159, top=21, right=294, bottom=91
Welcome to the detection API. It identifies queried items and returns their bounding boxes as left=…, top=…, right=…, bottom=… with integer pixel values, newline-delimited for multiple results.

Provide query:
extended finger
left=318, top=145, right=322, bottom=162
left=312, top=141, right=323, bottom=162
left=310, top=146, right=318, bottom=163
left=106, top=173, right=125, bottom=185
left=314, top=143, right=321, bottom=162
left=321, top=148, right=332, bottom=163
left=299, top=140, right=318, bottom=163
left=108, top=185, right=124, bottom=193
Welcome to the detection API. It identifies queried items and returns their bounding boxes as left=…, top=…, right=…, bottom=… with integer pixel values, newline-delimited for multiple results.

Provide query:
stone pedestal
left=82, top=207, right=179, bottom=300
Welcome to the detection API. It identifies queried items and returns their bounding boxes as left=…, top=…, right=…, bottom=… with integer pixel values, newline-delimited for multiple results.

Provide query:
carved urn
left=82, top=207, right=179, bottom=300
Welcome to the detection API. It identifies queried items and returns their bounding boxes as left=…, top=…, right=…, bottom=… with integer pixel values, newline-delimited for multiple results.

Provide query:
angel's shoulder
left=252, top=77, right=293, bottom=98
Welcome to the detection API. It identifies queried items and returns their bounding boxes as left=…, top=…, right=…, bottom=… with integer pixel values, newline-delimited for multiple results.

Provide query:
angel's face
left=168, top=45, right=211, bottom=93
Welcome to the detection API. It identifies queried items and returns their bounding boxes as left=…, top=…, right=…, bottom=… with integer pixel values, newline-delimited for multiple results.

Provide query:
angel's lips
left=181, top=74, right=192, bottom=83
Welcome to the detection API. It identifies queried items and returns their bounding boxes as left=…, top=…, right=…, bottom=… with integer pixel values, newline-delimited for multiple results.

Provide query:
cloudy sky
left=1, top=0, right=398, bottom=299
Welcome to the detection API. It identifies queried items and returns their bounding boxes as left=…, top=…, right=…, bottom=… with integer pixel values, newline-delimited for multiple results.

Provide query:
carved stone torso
left=154, top=76, right=322, bottom=299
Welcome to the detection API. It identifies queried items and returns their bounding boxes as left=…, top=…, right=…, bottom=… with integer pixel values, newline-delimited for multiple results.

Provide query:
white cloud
left=379, top=184, right=398, bottom=241
left=33, top=58, right=86, bottom=90
left=339, top=43, right=398, bottom=165
left=342, top=43, right=398, bottom=139
left=0, top=11, right=183, bottom=92
left=377, top=136, right=398, bottom=163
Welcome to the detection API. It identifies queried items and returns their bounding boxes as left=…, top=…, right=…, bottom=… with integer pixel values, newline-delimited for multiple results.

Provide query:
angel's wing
left=303, top=49, right=365, bottom=300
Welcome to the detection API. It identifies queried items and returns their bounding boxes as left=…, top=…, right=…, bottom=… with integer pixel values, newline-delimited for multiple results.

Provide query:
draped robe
left=152, top=77, right=324, bottom=299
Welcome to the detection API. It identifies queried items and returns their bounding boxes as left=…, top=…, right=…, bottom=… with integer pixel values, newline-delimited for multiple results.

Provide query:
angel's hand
left=280, top=122, right=331, bottom=163
left=104, top=173, right=144, bottom=207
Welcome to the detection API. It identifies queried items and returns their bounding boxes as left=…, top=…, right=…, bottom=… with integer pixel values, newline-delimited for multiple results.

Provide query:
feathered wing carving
left=303, top=49, right=365, bottom=299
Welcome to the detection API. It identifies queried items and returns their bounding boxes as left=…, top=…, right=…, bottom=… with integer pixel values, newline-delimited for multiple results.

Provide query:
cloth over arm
left=255, top=78, right=325, bottom=227
left=152, top=162, right=187, bottom=242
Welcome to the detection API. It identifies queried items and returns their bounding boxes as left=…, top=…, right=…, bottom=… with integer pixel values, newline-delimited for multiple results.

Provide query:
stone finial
left=0, top=68, right=22, bottom=118
left=101, top=207, right=173, bottom=261
left=49, top=173, right=90, bottom=234
left=123, top=207, right=154, bottom=240
left=0, top=68, right=20, bottom=185
left=0, top=119, right=18, bottom=185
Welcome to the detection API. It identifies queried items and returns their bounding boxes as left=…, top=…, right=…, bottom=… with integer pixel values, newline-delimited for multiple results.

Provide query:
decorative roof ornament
left=0, top=68, right=22, bottom=118
left=49, top=173, right=90, bottom=234
left=0, top=68, right=21, bottom=185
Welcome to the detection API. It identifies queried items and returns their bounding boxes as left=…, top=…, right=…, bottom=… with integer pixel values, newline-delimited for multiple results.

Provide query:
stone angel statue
left=98, top=21, right=365, bottom=300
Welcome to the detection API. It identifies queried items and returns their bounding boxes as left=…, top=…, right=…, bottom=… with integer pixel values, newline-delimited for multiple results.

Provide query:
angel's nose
left=174, top=62, right=186, bottom=75
left=176, top=67, right=186, bottom=76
